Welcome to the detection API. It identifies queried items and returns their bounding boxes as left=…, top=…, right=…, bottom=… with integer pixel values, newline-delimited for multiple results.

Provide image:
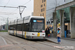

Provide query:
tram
left=8, top=16, right=45, bottom=39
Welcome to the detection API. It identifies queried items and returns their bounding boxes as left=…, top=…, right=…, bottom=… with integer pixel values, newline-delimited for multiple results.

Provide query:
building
left=0, top=24, right=7, bottom=31
left=34, top=0, right=47, bottom=28
left=33, top=0, right=73, bottom=28
left=53, top=0, right=75, bottom=38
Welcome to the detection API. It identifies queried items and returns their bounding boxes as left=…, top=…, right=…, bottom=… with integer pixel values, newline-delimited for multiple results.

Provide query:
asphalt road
left=0, top=32, right=74, bottom=50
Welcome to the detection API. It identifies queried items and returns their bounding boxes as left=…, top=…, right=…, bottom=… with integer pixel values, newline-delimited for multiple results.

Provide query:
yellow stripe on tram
left=37, top=33, right=40, bottom=37
left=25, top=31, right=27, bottom=38
left=14, top=31, right=16, bottom=35
left=8, top=31, right=9, bottom=34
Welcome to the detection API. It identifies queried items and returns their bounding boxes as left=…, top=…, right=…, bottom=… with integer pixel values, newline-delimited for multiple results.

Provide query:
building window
left=43, top=13, right=44, bottom=16
left=40, top=13, right=44, bottom=16
left=42, top=0, right=43, bottom=3
left=41, top=9, right=42, bottom=12
left=43, top=8, right=45, bottom=11
left=41, top=8, right=45, bottom=12
left=42, top=0, right=46, bottom=3
left=40, top=14, right=41, bottom=16
left=44, top=0, right=46, bottom=2
left=44, top=4, right=45, bottom=6
left=41, top=5, right=43, bottom=7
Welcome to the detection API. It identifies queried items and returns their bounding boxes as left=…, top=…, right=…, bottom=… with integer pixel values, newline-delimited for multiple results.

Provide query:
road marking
left=53, top=46, right=64, bottom=49
left=0, top=44, right=12, bottom=48
left=53, top=45, right=74, bottom=50
left=0, top=36, right=7, bottom=45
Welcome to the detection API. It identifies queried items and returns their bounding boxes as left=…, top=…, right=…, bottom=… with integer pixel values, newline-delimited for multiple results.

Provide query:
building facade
left=33, top=0, right=73, bottom=28
left=34, top=0, right=47, bottom=28
left=55, top=1, right=75, bottom=38
left=0, top=24, right=7, bottom=31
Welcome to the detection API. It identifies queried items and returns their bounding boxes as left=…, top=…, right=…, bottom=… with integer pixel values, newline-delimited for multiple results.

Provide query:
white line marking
left=0, top=36, right=7, bottom=45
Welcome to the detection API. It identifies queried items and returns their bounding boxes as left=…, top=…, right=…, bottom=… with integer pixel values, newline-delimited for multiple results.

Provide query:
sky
left=0, top=0, right=34, bottom=25
left=0, top=0, right=73, bottom=25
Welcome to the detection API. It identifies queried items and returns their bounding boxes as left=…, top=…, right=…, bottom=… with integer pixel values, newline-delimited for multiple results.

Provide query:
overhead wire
left=0, top=0, right=31, bottom=25
left=23, top=0, right=31, bottom=5
left=7, top=0, right=31, bottom=13
left=0, top=0, right=31, bottom=15
left=0, top=6, right=18, bottom=8
left=0, top=6, right=18, bottom=15
left=1, top=0, right=10, bottom=11
left=0, top=0, right=31, bottom=14
left=17, top=0, right=31, bottom=18
left=10, top=0, right=31, bottom=14
left=5, top=0, right=10, bottom=6
left=0, top=0, right=31, bottom=19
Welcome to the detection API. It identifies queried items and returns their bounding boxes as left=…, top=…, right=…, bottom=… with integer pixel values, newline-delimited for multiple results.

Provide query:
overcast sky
left=0, top=0, right=73, bottom=25
left=0, top=0, right=33, bottom=25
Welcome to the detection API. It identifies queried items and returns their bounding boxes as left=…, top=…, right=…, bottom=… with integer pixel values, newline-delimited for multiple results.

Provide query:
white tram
left=8, top=16, right=45, bottom=39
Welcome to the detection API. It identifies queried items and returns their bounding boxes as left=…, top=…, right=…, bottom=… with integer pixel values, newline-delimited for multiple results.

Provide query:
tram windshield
left=31, top=19, right=45, bottom=32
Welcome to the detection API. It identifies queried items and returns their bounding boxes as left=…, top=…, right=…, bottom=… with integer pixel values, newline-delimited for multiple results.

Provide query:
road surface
left=0, top=32, right=74, bottom=50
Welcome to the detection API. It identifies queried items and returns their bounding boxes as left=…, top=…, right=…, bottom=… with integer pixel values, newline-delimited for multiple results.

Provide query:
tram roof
left=23, top=16, right=44, bottom=20
left=30, top=16, right=44, bottom=19
left=9, top=16, right=44, bottom=25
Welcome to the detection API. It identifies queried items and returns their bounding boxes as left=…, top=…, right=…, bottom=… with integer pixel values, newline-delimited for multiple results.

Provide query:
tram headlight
left=42, top=34, right=44, bottom=35
left=32, top=33, right=35, bottom=35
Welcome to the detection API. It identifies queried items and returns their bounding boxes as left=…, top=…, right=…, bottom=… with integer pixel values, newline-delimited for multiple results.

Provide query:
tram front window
left=31, top=20, right=45, bottom=32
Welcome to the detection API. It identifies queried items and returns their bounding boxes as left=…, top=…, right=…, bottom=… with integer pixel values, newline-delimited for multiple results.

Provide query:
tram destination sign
left=33, top=20, right=43, bottom=23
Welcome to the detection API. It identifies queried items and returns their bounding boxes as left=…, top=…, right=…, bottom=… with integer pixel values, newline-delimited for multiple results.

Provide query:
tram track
left=32, top=40, right=57, bottom=47
left=2, top=36, right=19, bottom=45
left=0, top=33, right=74, bottom=50
left=2, top=35, right=53, bottom=50
left=1, top=35, right=39, bottom=50
left=5, top=36, right=73, bottom=50
left=2, top=34, right=67, bottom=50
left=5, top=35, right=54, bottom=46
left=4, top=35, right=58, bottom=49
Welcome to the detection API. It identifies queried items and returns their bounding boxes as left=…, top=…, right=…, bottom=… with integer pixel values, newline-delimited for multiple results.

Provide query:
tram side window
left=23, top=23, right=30, bottom=31
left=8, top=25, right=14, bottom=30
left=8, top=26, right=10, bottom=30
left=14, top=25, right=17, bottom=30
left=17, top=24, right=22, bottom=31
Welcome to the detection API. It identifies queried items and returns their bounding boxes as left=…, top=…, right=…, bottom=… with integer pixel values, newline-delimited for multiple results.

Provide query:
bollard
left=65, top=31, right=66, bottom=38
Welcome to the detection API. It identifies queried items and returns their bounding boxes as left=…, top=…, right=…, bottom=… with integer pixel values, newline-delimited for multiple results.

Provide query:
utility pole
left=7, top=17, right=9, bottom=31
left=19, top=6, right=26, bottom=18
left=55, top=0, right=57, bottom=12
left=56, top=0, right=57, bottom=7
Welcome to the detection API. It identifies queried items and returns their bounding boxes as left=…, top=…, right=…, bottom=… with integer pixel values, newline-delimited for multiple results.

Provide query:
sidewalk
left=46, top=37, right=75, bottom=43
left=46, top=37, right=75, bottom=50
left=46, top=37, right=57, bottom=43
left=46, top=37, right=75, bottom=46
left=62, top=37, right=75, bottom=41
